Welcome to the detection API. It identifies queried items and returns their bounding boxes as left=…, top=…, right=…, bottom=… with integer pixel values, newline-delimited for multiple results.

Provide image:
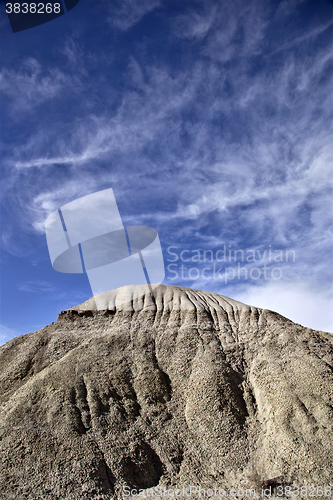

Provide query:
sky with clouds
left=0, top=0, right=332, bottom=345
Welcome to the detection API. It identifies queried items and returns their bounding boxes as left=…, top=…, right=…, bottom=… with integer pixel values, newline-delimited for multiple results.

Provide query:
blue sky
left=0, top=0, right=332, bottom=344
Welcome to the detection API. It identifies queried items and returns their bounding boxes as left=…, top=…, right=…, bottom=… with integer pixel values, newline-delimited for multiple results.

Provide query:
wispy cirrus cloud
left=0, top=324, right=26, bottom=346
left=2, top=40, right=331, bottom=265
left=0, top=57, right=76, bottom=113
left=0, top=0, right=332, bottom=335
left=17, top=280, right=57, bottom=293
left=105, top=0, right=161, bottom=31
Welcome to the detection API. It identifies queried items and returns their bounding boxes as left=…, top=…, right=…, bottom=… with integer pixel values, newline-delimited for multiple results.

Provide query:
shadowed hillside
left=0, top=285, right=332, bottom=499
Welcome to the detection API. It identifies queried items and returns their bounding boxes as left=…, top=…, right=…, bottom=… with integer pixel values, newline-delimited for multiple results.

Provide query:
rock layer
left=0, top=285, right=332, bottom=499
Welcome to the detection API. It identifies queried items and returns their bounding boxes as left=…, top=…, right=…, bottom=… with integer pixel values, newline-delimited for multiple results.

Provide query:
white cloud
left=0, top=0, right=331, bottom=332
left=173, top=3, right=218, bottom=40
left=234, top=282, right=333, bottom=333
left=17, top=280, right=57, bottom=293
left=31, top=177, right=109, bottom=233
left=0, top=58, right=75, bottom=112
left=0, top=324, right=26, bottom=346
left=106, top=0, right=161, bottom=31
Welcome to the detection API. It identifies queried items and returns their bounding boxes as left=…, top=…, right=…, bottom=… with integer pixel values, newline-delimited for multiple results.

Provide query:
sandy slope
left=0, top=285, right=332, bottom=499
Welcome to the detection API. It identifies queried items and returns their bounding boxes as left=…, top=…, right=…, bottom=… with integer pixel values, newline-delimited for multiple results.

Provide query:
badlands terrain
left=0, top=285, right=332, bottom=499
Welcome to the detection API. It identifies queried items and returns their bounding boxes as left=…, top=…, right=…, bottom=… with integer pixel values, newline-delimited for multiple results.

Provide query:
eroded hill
left=0, top=285, right=332, bottom=499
